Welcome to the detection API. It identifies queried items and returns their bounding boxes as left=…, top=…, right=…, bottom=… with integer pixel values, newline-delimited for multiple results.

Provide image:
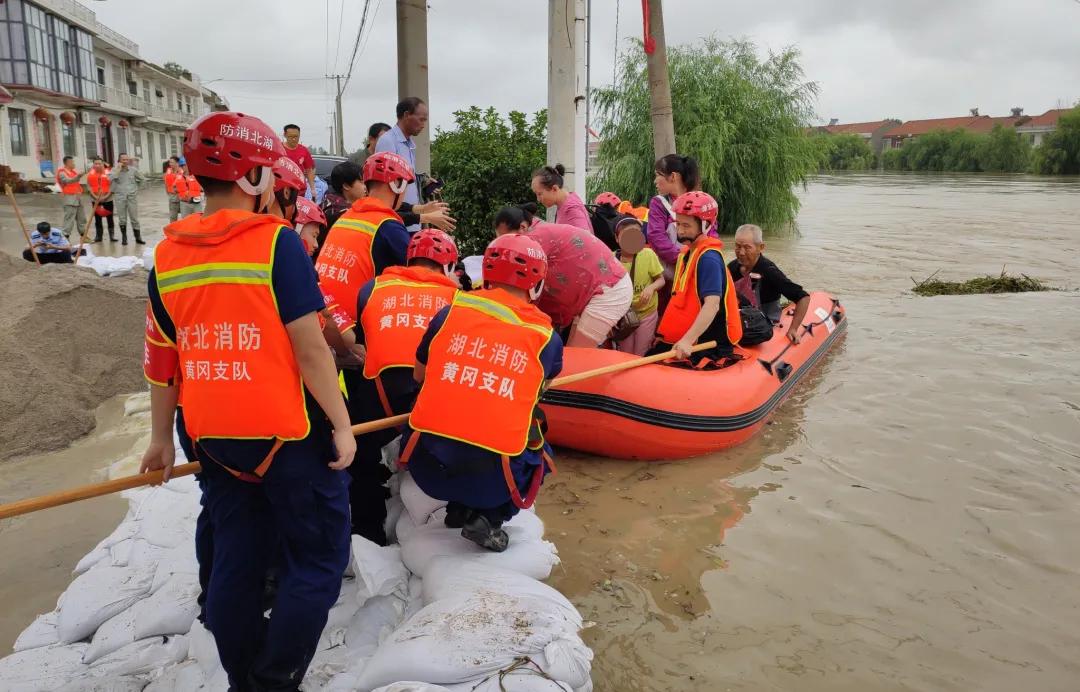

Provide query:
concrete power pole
left=334, top=75, right=345, bottom=156
left=645, top=0, right=675, bottom=159
left=397, top=0, right=430, bottom=173
left=547, top=0, right=588, bottom=204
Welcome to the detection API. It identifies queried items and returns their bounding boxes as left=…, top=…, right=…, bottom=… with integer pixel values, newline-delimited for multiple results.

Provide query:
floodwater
left=538, top=173, right=1080, bottom=691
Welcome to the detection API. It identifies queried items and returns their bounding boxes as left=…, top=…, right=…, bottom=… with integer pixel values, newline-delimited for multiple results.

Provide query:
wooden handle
left=73, top=199, right=99, bottom=260
left=5, top=184, right=41, bottom=266
left=0, top=340, right=716, bottom=519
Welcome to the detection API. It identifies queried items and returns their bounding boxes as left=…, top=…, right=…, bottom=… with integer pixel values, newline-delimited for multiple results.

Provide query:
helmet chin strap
left=529, top=280, right=544, bottom=302
left=390, top=178, right=408, bottom=195
left=443, top=263, right=455, bottom=279
left=236, top=166, right=272, bottom=197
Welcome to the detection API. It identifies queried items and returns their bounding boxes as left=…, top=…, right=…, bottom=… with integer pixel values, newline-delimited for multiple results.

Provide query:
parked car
left=312, top=155, right=347, bottom=184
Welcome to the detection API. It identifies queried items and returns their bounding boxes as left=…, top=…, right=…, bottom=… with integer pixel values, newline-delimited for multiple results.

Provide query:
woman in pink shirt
left=531, top=164, right=592, bottom=232
left=495, top=204, right=632, bottom=348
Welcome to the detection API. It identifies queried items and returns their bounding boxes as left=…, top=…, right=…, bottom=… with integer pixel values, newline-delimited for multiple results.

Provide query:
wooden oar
left=0, top=340, right=717, bottom=520
left=5, top=184, right=41, bottom=266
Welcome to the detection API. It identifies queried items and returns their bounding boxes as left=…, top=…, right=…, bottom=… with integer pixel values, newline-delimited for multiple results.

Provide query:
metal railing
left=142, top=102, right=196, bottom=126
left=94, top=23, right=140, bottom=57
left=35, top=0, right=95, bottom=27
left=98, top=85, right=140, bottom=111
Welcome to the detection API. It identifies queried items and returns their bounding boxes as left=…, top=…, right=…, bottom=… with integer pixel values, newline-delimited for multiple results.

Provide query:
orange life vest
left=314, top=197, right=399, bottom=324
left=360, top=265, right=459, bottom=379
left=176, top=175, right=203, bottom=202
left=154, top=209, right=310, bottom=442
left=657, top=236, right=743, bottom=347
left=409, top=288, right=554, bottom=456
left=86, top=169, right=111, bottom=197
left=57, top=167, right=82, bottom=195
left=164, top=171, right=181, bottom=195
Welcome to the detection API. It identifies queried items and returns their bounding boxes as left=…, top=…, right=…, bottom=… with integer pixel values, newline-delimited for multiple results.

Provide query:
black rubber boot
left=461, top=512, right=509, bottom=553
left=120, top=226, right=128, bottom=246
left=134, top=229, right=145, bottom=245
left=444, top=502, right=468, bottom=529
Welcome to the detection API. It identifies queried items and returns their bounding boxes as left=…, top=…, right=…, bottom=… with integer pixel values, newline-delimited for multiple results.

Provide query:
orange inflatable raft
left=542, top=291, right=846, bottom=460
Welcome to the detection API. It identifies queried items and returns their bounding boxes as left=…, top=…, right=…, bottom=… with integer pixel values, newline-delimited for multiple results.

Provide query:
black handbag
left=609, top=254, right=641, bottom=342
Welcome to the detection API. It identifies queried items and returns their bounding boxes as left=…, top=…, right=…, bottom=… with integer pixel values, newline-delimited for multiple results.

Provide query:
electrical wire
left=613, top=0, right=620, bottom=84
left=339, top=0, right=380, bottom=95
left=332, top=0, right=346, bottom=73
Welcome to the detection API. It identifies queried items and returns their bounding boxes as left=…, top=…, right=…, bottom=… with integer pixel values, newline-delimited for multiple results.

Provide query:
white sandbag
left=303, top=643, right=355, bottom=690
left=373, top=684, right=455, bottom=692
left=144, top=661, right=207, bottom=692
left=136, top=490, right=200, bottom=549
left=141, top=246, right=156, bottom=272
left=542, top=637, right=593, bottom=690
left=400, top=525, right=559, bottom=581
left=56, top=677, right=146, bottom=692
left=89, top=634, right=188, bottom=677
left=399, top=472, right=446, bottom=525
left=75, top=519, right=139, bottom=575
left=150, top=544, right=199, bottom=593
left=73, top=545, right=110, bottom=576
left=83, top=573, right=200, bottom=663
left=110, top=537, right=169, bottom=569
left=395, top=507, right=421, bottom=544
left=323, top=654, right=375, bottom=692
left=57, top=563, right=155, bottom=643
left=384, top=495, right=406, bottom=544
left=345, top=594, right=408, bottom=657
left=325, top=577, right=361, bottom=632
left=0, top=643, right=89, bottom=691
left=421, top=558, right=580, bottom=626
left=188, top=619, right=222, bottom=678
left=351, top=536, right=409, bottom=603
left=446, top=669, right=574, bottom=692
left=403, top=575, right=425, bottom=621
left=355, top=591, right=584, bottom=690
left=381, top=436, right=402, bottom=472
left=13, top=610, right=60, bottom=652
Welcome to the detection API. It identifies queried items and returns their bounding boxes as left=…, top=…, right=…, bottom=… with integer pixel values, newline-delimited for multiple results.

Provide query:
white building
left=0, top=0, right=227, bottom=182
left=1014, top=108, right=1072, bottom=147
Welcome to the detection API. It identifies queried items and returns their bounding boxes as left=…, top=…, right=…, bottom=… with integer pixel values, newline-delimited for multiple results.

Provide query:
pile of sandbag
left=0, top=433, right=592, bottom=691
left=75, top=250, right=144, bottom=277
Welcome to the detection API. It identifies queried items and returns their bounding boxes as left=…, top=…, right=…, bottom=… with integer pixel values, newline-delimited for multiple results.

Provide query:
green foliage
left=591, top=38, right=819, bottom=234
left=1031, top=107, right=1080, bottom=175
left=161, top=62, right=190, bottom=80
left=881, top=126, right=1031, bottom=173
left=912, top=268, right=1051, bottom=296
left=812, top=133, right=875, bottom=171
left=431, top=107, right=547, bottom=256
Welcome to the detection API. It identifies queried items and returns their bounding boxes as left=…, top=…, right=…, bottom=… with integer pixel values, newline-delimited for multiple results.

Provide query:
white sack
left=345, top=594, right=408, bottom=656
left=351, top=535, right=409, bottom=603
left=395, top=507, right=420, bottom=544
left=400, top=525, right=559, bottom=581
left=399, top=472, right=446, bottom=525
left=56, top=677, right=146, bottom=692
left=88, top=634, right=188, bottom=677
left=325, top=577, right=361, bottom=632
left=0, top=643, right=89, bottom=691
left=13, top=610, right=60, bottom=652
left=187, top=619, right=223, bottom=678
left=384, top=495, right=406, bottom=544
left=143, top=661, right=207, bottom=692
left=83, top=573, right=200, bottom=663
left=57, top=563, right=155, bottom=643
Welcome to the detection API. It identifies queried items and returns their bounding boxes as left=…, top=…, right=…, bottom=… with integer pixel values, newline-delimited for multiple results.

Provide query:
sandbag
left=355, top=590, right=585, bottom=689
left=384, top=495, right=406, bottom=544
left=149, top=544, right=199, bottom=593
left=446, top=669, right=575, bottom=692
left=400, top=524, right=559, bottom=580
left=143, top=661, right=207, bottom=692
left=55, top=677, right=146, bottom=692
left=74, top=520, right=139, bottom=575
left=323, top=654, right=376, bottom=692
left=399, top=471, right=446, bottom=524
left=325, top=577, right=361, bottom=631
left=13, top=610, right=60, bottom=652
left=0, top=643, right=89, bottom=691
left=187, top=619, right=222, bottom=678
left=56, top=563, right=155, bottom=643
left=83, top=573, right=200, bottom=663
left=345, top=594, right=408, bottom=656
left=304, top=643, right=356, bottom=690
left=395, top=506, right=421, bottom=544
left=88, top=634, right=188, bottom=677
left=351, top=536, right=409, bottom=603
left=373, top=684, right=455, bottom=692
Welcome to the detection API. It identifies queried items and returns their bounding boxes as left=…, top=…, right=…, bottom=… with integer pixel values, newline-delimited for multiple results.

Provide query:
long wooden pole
left=72, top=197, right=98, bottom=262
left=4, top=184, right=41, bottom=265
left=0, top=341, right=717, bottom=520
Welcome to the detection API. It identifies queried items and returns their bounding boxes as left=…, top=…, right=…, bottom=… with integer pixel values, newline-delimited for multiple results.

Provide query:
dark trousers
left=93, top=201, right=115, bottom=240
left=22, top=249, right=73, bottom=264
left=196, top=424, right=351, bottom=691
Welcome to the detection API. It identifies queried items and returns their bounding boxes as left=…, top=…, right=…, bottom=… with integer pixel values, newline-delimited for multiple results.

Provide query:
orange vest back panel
left=410, top=289, right=553, bottom=456
left=657, top=237, right=743, bottom=346
left=360, top=265, right=459, bottom=379
left=154, top=219, right=310, bottom=441
left=315, top=207, right=391, bottom=323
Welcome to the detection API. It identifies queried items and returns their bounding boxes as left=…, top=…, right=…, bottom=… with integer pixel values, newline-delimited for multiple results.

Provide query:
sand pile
left=0, top=254, right=147, bottom=461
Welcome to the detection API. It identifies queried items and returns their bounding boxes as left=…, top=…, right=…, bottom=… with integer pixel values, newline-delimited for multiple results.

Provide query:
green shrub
left=1031, top=106, right=1080, bottom=175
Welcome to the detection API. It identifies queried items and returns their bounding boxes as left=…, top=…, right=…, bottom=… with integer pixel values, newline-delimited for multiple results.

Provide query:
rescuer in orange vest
left=139, top=110, right=355, bottom=691
left=86, top=156, right=115, bottom=242
left=650, top=191, right=743, bottom=365
left=400, top=233, right=564, bottom=552
left=56, top=155, right=86, bottom=239
left=347, top=228, right=460, bottom=543
left=164, top=156, right=183, bottom=222
left=175, top=163, right=206, bottom=218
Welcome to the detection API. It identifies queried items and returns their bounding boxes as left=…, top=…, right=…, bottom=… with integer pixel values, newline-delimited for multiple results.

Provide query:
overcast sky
left=84, top=0, right=1080, bottom=152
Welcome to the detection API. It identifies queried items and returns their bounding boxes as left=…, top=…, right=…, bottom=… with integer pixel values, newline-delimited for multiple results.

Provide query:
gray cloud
left=86, top=0, right=1080, bottom=150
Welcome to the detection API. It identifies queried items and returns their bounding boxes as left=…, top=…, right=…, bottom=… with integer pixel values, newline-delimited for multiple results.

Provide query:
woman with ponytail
left=530, top=164, right=592, bottom=232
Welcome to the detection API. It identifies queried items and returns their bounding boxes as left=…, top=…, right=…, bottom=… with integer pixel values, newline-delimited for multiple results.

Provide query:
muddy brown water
left=537, top=173, right=1080, bottom=692
left=1, top=174, right=1078, bottom=690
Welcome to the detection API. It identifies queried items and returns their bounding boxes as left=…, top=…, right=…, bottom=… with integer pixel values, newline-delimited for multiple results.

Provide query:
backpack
left=734, top=275, right=774, bottom=346
left=586, top=204, right=621, bottom=252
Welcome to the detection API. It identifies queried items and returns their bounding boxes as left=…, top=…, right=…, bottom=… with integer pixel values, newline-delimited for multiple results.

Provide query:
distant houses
left=810, top=119, right=900, bottom=156
left=1015, top=109, right=1072, bottom=147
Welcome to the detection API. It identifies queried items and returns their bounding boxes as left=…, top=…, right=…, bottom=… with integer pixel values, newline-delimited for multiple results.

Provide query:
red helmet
left=483, top=233, right=547, bottom=292
left=362, top=152, right=415, bottom=186
left=272, top=156, right=307, bottom=194
left=407, top=228, right=458, bottom=266
left=672, top=191, right=719, bottom=225
left=183, top=112, right=284, bottom=189
left=294, top=197, right=326, bottom=228
left=593, top=192, right=621, bottom=207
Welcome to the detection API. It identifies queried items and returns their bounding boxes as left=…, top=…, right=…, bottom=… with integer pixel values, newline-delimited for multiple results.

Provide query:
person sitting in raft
left=347, top=229, right=461, bottom=543
left=649, top=191, right=742, bottom=365
left=728, top=223, right=811, bottom=343
left=494, top=204, right=631, bottom=348
left=23, top=221, right=74, bottom=263
left=400, top=233, right=563, bottom=552
left=613, top=217, right=666, bottom=356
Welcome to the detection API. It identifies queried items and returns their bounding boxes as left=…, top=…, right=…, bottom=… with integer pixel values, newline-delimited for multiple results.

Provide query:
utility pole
left=397, top=0, right=430, bottom=172
left=547, top=0, right=588, bottom=204
left=644, top=0, right=675, bottom=158
left=334, top=75, right=345, bottom=156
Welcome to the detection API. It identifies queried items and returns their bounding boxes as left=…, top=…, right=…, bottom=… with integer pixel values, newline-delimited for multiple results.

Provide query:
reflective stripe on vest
left=314, top=210, right=388, bottom=324
left=409, top=289, right=553, bottom=456
left=57, top=169, right=82, bottom=195
left=657, top=237, right=743, bottom=346
left=359, top=266, right=459, bottom=379
left=155, top=221, right=310, bottom=442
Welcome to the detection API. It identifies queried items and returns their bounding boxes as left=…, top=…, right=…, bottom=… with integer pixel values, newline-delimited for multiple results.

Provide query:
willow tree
left=591, top=38, right=820, bottom=234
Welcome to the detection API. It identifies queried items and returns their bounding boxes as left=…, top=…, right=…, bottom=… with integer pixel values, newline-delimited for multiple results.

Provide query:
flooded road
left=538, top=173, right=1080, bottom=691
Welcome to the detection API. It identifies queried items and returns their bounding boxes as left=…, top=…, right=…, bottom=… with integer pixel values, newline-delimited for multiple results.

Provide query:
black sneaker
left=461, top=513, right=509, bottom=552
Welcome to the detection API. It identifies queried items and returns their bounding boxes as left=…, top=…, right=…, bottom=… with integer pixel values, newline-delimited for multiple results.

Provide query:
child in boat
left=613, top=217, right=666, bottom=356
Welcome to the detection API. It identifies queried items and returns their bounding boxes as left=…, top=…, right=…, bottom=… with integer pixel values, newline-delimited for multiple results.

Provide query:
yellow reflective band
left=157, top=261, right=272, bottom=294
left=375, top=278, right=443, bottom=291
left=453, top=294, right=553, bottom=337
left=333, top=218, right=378, bottom=235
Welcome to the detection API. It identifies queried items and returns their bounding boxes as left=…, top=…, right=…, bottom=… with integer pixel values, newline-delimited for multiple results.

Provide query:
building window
left=62, top=121, right=77, bottom=157
left=133, top=129, right=142, bottom=157
left=169, top=135, right=179, bottom=156
left=84, top=122, right=99, bottom=159
left=9, top=108, right=29, bottom=156
left=147, top=131, right=155, bottom=165
left=143, top=79, right=151, bottom=103
left=117, top=127, right=128, bottom=154
left=159, top=133, right=166, bottom=158
left=95, top=57, right=105, bottom=85
left=74, top=28, right=95, bottom=100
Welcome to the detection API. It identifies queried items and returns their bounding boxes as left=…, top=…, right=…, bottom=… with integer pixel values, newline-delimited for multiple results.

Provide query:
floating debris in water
left=911, top=267, right=1053, bottom=296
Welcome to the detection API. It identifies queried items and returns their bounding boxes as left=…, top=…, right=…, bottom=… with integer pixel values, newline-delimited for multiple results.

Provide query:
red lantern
left=118, top=119, right=129, bottom=129
left=59, top=111, right=76, bottom=125
left=32, top=107, right=50, bottom=122
left=98, top=115, right=112, bottom=126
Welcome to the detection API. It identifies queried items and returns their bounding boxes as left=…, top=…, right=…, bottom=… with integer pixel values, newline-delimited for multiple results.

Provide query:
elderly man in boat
left=728, top=223, right=811, bottom=344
